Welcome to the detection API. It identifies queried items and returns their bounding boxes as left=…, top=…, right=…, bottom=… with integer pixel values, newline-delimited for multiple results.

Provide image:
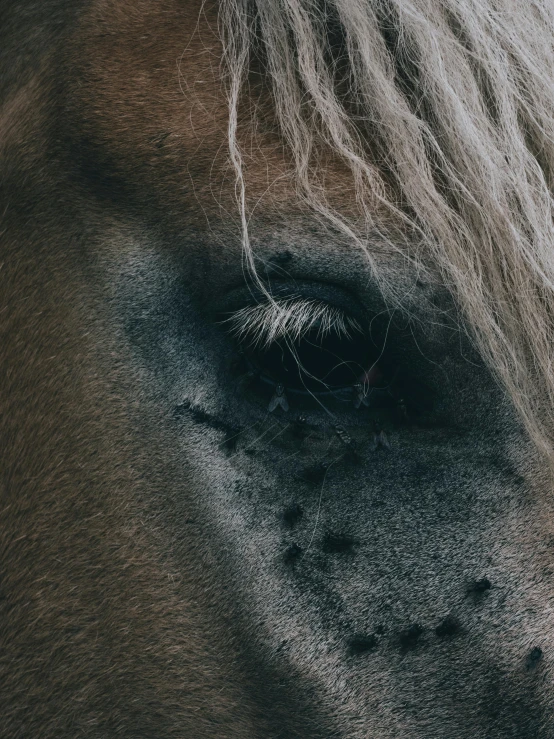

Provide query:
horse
left=3, top=0, right=554, bottom=736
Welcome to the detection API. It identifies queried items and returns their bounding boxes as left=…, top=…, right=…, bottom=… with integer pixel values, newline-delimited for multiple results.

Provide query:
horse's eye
left=226, top=298, right=387, bottom=396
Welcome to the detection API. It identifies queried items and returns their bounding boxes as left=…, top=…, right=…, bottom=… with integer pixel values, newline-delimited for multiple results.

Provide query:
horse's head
left=3, top=1, right=554, bottom=736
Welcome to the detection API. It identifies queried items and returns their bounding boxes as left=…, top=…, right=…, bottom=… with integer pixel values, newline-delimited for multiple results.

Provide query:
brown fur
left=0, top=3, right=331, bottom=735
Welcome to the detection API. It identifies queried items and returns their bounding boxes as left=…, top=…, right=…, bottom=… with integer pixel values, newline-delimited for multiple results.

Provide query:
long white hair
left=219, top=0, right=554, bottom=457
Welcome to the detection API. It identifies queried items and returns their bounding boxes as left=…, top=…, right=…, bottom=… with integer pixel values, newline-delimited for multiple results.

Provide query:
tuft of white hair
left=219, top=0, right=554, bottom=458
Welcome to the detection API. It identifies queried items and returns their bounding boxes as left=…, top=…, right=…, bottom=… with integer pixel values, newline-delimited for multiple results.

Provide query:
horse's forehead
left=69, top=0, right=373, bottom=235
left=69, top=2, right=262, bottom=203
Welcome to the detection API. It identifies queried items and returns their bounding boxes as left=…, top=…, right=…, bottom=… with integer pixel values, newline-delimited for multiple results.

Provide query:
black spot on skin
left=526, top=646, right=543, bottom=669
left=322, top=532, right=357, bottom=554
left=435, top=614, right=462, bottom=638
left=300, top=462, right=330, bottom=485
left=282, top=504, right=304, bottom=529
left=469, top=577, right=492, bottom=594
left=399, top=623, right=424, bottom=649
left=244, top=447, right=257, bottom=456
left=348, top=633, right=378, bottom=655
left=284, top=543, right=303, bottom=565
left=223, top=435, right=239, bottom=455
left=342, top=447, right=363, bottom=465
left=375, top=624, right=386, bottom=635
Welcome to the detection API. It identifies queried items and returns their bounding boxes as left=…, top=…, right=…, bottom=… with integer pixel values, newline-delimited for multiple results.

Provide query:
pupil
left=252, top=326, right=380, bottom=393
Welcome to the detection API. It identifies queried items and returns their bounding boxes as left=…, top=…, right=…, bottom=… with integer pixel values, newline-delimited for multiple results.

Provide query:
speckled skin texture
left=2, top=2, right=554, bottom=737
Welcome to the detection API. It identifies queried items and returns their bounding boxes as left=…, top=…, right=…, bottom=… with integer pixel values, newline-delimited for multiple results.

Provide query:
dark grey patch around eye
left=300, top=462, right=331, bottom=485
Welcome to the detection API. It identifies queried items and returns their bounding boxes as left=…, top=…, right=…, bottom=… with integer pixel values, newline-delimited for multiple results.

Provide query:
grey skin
left=2, top=2, right=554, bottom=738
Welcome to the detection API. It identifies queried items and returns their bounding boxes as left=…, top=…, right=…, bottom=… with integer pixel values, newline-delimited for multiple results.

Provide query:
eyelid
left=223, top=297, right=362, bottom=349
left=216, top=279, right=370, bottom=326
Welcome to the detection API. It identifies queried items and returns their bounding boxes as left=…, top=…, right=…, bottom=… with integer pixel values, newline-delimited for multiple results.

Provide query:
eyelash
left=220, top=297, right=436, bottom=434
left=223, top=297, right=361, bottom=350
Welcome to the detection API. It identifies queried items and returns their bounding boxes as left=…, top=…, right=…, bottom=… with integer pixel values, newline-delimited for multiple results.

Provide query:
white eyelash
left=224, top=297, right=361, bottom=349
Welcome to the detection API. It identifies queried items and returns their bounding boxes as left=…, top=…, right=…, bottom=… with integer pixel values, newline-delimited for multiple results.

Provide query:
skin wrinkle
left=2, top=1, right=554, bottom=738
